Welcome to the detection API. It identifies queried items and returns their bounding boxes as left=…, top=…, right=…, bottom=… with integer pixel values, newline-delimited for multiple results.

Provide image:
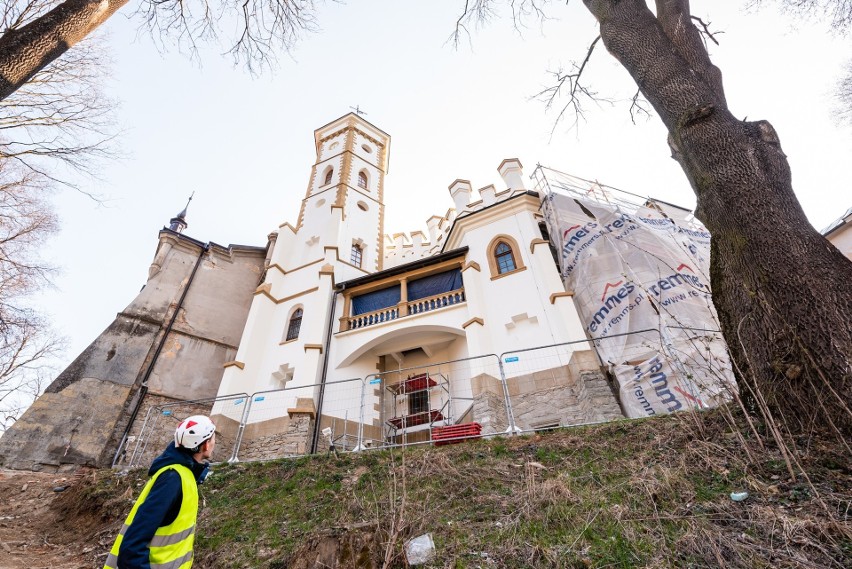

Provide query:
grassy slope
left=59, top=409, right=851, bottom=568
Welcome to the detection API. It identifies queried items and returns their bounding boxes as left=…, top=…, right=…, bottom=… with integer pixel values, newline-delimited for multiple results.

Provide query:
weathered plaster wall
left=0, top=231, right=266, bottom=471
left=143, top=237, right=266, bottom=402
left=0, top=378, right=131, bottom=472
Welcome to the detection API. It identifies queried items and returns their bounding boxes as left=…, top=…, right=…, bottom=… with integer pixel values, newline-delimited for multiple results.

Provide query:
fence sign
left=504, top=356, right=519, bottom=363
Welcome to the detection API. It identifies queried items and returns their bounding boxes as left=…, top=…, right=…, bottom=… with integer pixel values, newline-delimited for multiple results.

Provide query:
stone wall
left=509, top=382, right=585, bottom=430
left=473, top=350, right=623, bottom=431
left=472, top=390, right=509, bottom=435
left=234, top=410, right=316, bottom=462
left=575, top=370, right=624, bottom=423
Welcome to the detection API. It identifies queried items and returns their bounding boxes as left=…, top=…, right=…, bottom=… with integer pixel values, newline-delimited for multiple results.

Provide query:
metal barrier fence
left=124, top=327, right=736, bottom=467
left=364, top=354, right=506, bottom=449
left=500, top=330, right=660, bottom=435
left=124, top=393, right=248, bottom=468
left=228, top=377, right=364, bottom=463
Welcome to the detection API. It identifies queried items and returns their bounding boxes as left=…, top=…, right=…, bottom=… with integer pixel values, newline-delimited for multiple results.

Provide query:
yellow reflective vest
left=104, top=464, right=199, bottom=569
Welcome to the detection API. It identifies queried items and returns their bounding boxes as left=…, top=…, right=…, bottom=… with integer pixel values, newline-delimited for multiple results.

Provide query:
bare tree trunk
left=583, top=0, right=852, bottom=436
left=0, top=0, right=127, bottom=102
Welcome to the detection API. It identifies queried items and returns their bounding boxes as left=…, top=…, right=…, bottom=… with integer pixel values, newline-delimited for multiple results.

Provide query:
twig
left=690, top=15, right=722, bottom=46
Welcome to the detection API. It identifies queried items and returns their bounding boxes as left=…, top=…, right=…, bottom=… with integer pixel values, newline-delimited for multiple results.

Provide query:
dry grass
left=51, top=406, right=851, bottom=568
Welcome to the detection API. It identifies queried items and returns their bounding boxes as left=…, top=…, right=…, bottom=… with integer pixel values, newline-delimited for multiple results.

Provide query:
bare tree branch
left=690, top=15, right=722, bottom=46
left=750, top=0, right=852, bottom=33
left=834, top=59, right=852, bottom=125
left=531, top=35, right=615, bottom=136
left=0, top=0, right=117, bottom=427
left=629, top=89, right=652, bottom=124
left=449, top=0, right=549, bottom=48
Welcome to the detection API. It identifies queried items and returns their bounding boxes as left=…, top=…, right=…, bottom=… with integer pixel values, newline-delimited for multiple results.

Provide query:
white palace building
left=0, top=114, right=734, bottom=471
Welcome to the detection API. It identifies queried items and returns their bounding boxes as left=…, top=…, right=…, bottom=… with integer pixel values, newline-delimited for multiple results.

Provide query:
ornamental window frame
left=486, top=234, right=526, bottom=280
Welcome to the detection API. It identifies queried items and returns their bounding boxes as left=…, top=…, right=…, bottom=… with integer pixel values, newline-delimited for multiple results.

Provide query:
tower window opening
left=495, top=242, right=516, bottom=274
left=358, top=171, right=368, bottom=190
left=351, top=244, right=363, bottom=268
left=286, top=308, right=303, bottom=341
left=323, top=168, right=333, bottom=186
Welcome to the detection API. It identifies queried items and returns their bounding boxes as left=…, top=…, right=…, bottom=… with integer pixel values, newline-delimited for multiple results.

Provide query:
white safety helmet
left=174, top=415, right=216, bottom=451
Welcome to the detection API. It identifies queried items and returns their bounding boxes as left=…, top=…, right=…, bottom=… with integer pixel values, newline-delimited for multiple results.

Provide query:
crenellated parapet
left=383, top=158, right=530, bottom=269
left=383, top=209, right=453, bottom=268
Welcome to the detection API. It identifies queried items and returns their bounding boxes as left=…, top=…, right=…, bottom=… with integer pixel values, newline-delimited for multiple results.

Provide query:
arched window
left=357, top=171, right=368, bottom=190
left=286, top=308, right=303, bottom=341
left=486, top=235, right=526, bottom=279
left=494, top=242, right=516, bottom=274
left=323, top=168, right=333, bottom=186
left=350, top=244, right=363, bottom=268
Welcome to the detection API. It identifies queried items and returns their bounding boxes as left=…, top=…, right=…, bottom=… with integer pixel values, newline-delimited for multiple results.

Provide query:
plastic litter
left=729, top=491, right=749, bottom=502
left=405, top=533, right=435, bottom=565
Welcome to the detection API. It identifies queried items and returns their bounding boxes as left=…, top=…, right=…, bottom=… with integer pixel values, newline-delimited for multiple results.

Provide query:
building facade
left=0, top=114, right=673, bottom=471
left=823, top=206, right=852, bottom=260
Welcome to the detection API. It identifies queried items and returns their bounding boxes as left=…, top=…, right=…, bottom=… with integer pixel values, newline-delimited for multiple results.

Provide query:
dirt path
left=0, top=469, right=112, bottom=569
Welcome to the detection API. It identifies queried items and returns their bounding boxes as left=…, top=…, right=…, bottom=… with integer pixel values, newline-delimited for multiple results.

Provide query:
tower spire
left=168, top=192, right=194, bottom=233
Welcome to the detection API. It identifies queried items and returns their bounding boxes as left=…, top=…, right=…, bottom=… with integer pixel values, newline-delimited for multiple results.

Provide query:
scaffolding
left=531, top=164, right=736, bottom=418
left=383, top=372, right=453, bottom=445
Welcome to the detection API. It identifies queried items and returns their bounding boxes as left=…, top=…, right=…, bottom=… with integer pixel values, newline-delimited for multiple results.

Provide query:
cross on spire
left=349, top=105, right=367, bottom=116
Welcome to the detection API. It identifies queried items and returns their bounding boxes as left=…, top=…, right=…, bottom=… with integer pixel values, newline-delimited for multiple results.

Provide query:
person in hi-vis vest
left=105, top=415, right=216, bottom=569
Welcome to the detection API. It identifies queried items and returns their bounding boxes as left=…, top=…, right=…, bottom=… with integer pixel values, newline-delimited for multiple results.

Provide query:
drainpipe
left=112, top=243, right=210, bottom=467
left=309, top=288, right=342, bottom=454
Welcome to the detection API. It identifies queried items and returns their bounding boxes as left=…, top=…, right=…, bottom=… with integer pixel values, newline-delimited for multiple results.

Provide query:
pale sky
left=38, top=1, right=850, bottom=373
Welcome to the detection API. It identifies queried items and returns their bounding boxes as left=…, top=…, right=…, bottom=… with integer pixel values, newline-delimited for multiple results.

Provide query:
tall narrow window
left=495, top=242, right=516, bottom=274
left=323, top=168, right=333, bottom=186
left=286, top=308, right=303, bottom=341
left=357, top=171, right=368, bottom=189
left=351, top=244, right=363, bottom=268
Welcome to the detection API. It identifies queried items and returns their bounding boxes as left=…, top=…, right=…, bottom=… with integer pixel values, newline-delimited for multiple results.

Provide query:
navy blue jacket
left=117, top=443, right=209, bottom=569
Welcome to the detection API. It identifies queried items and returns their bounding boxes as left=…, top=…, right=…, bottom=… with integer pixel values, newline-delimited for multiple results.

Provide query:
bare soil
left=0, top=468, right=117, bottom=569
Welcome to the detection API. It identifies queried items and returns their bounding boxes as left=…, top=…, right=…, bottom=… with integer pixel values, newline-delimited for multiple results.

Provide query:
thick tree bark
left=0, top=0, right=127, bottom=102
left=583, top=0, right=852, bottom=437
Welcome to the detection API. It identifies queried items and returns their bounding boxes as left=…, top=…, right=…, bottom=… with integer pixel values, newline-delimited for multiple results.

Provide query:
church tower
left=214, top=114, right=391, bottom=453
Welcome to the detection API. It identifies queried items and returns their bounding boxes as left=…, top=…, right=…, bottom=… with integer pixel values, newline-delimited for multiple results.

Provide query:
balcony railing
left=341, top=287, right=465, bottom=331
left=407, top=289, right=466, bottom=315
left=345, top=305, right=400, bottom=330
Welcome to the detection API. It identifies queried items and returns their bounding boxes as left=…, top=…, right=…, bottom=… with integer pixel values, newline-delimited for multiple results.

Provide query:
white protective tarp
left=548, top=193, right=736, bottom=418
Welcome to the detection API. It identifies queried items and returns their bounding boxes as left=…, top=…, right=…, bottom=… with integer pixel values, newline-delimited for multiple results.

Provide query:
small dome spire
left=168, top=193, right=194, bottom=233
